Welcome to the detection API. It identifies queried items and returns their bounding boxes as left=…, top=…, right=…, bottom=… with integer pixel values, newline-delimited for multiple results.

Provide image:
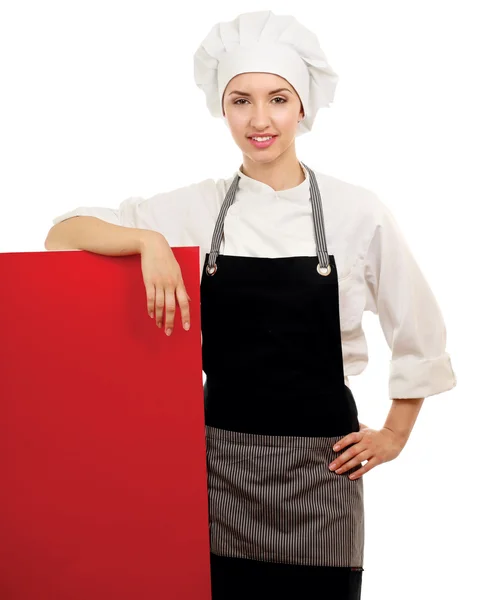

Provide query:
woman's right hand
left=140, top=231, right=191, bottom=335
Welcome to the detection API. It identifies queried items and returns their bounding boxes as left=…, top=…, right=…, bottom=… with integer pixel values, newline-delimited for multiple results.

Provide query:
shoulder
left=309, top=169, right=397, bottom=265
left=312, top=169, right=391, bottom=231
left=182, top=171, right=243, bottom=213
left=314, top=170, right=384, bottom=212
left=117, top=177, right=222, bottom=223
left=124, top=177, right=218, bottom=207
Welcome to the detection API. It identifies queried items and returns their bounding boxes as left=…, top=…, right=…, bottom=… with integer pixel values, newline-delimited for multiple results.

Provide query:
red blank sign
left=0, top=247, right=211, bottom=599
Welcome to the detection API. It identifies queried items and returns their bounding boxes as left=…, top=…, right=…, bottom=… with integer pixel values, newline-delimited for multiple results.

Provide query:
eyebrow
left=228, top=88, right=293, bottom=96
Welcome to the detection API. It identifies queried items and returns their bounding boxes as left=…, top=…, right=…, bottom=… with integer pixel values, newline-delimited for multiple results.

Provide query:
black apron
left=200, top=162, right=364, bottom=599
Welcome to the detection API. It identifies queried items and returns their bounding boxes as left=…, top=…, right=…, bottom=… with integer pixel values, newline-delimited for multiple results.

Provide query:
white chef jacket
left=52, top=163, right=457, bottom=400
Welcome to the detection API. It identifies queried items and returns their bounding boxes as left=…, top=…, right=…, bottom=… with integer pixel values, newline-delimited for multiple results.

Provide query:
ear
left=221, top=90, right=227, bottom=117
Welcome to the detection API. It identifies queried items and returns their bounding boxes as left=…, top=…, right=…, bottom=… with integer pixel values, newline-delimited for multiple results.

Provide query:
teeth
left=252, top=136, right=272, bottom=141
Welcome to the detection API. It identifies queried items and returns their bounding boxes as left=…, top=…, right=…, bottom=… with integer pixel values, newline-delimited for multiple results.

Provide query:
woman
left=46, top=10, right=457, bottom=599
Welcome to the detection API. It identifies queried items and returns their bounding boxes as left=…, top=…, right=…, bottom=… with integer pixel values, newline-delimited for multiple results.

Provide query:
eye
left=233, top=97, right=287, bottom=105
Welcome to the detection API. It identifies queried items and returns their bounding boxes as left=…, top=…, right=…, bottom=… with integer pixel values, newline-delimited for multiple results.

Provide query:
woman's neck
left=240, top=150, right=305, bottom=191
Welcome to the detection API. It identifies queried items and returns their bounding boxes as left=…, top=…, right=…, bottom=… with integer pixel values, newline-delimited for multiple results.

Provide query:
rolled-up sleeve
left=50, top=181, right=210, bottom=246
left=51, top=196, right=162, bottom=228
left=52, top=205, right=123, bottom=226
left=363, top=198, right=457, bottom=399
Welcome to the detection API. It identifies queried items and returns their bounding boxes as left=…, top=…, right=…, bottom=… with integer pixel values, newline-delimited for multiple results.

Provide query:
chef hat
left=193, top=10, right=339, bottom=137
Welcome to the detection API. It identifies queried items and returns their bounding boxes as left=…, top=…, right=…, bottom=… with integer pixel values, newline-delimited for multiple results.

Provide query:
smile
left=249, top=136, right=278, bottom=149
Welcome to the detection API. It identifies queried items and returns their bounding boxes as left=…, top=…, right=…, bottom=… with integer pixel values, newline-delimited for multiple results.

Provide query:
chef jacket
left=52, top=164, right=457, bottom=401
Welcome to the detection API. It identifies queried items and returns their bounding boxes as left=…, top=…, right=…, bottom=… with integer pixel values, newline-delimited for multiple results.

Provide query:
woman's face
left=222, top=72, right=304, bottom=165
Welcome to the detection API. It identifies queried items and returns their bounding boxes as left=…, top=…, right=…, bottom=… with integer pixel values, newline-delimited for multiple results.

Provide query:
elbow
left=44, top=217, right=80, bottom=250
left=44, top=222, right=68, bottom=250
left=44, top=229, right=54, bottom=250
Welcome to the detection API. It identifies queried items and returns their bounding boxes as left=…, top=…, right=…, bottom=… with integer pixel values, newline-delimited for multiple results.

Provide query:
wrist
left=382, top=426, right=409, bottom=448
left=138, top=229, right=167, bottom=252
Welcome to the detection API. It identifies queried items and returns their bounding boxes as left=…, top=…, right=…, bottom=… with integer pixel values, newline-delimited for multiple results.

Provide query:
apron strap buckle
left=317, top=263, right=331, bottom=276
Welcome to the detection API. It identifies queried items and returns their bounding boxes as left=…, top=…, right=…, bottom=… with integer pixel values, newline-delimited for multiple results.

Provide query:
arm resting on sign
left=44, top=216, right=164, bottom=256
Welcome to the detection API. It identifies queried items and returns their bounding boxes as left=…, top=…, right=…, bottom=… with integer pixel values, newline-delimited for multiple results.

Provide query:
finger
left=145, top=282, right=156, bottom=320
left=176, top=284, right=191, bottom=331
left=329, top=443, right=365, bottom=471
left=349, top=456, right=380, bottom=480
left=163, top=286, right=176, bottom=334
left=154, top=284, right=165, bottom=328
left=334, top=449, right=372, bottom=474
left=333, top=431, right=362, bottom=451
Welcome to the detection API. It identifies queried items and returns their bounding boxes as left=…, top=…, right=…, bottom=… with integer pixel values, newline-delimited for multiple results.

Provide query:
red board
left=0, top=247, right=211, bottom=599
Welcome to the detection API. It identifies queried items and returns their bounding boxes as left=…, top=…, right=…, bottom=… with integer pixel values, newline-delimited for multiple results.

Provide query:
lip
left=247, top=134, right=277, bottom=138
left=248, top=135, right=278, bottom=149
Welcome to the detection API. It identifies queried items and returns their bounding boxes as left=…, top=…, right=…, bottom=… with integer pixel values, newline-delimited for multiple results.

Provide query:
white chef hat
left=193, top=10, right=339, bottom=137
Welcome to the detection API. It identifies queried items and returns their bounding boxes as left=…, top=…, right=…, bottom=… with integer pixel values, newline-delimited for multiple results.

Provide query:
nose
left=249, top=105, right=272, bottom=130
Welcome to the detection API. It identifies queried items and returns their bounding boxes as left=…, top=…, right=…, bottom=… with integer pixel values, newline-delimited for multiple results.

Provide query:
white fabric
left=51, top=164, right=457, bottom=400
left=193, top=10, right=339, bottom=136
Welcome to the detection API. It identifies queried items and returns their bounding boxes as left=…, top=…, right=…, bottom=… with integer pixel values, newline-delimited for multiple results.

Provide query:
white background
left=1, top=1, right=478, bottom=597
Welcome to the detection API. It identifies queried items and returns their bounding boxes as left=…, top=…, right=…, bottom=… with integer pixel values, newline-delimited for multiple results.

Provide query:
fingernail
left=184, top=322, right=190, bottom=330
left=165, top=328, right=172, bottom=336
left=150, top=312, right=154, bottom=319
left=329, top=464, right=335, bottom=470
left=333, top=445, right=340, bottom=451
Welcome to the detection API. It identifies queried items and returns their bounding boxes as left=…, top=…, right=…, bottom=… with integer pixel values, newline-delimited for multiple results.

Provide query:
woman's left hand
left=328, top=423, right=406, bottom=480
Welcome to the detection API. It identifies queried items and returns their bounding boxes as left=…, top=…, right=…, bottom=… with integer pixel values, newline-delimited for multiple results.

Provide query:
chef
left=49, top=10, right=457, bottom=599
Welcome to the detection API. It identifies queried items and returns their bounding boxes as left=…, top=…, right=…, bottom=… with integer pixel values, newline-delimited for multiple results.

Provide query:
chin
left=245, top=144, right=292, bottom=164
left=242, top=151, right=277, bottom=165
left=253, top=154, right=280, bottom=164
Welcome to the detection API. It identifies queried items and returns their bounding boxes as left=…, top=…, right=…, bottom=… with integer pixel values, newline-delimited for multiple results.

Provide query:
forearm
left=44, top=216, right=160, bottom=256
left=383, top=397, right=425, bottom=445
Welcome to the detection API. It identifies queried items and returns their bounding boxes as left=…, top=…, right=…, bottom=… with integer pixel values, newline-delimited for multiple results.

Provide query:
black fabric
left=200, top=250, right=364, bottom=598
left=201, top=253, right=359, bottom=437
left=210, top=553, right=363, bottom=600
